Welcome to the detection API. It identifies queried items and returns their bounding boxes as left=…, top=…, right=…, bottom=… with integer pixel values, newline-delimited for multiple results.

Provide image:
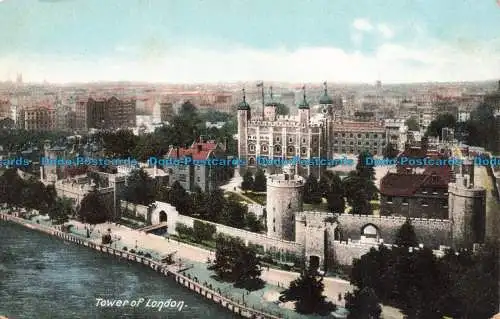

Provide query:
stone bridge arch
left=150, top=201, right=180, bottom=233
left=360, top=223, right=380, bottom=242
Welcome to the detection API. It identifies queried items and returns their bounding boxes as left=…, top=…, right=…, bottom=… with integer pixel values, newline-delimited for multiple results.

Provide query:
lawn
left=243, top=192, right=267, bottom=205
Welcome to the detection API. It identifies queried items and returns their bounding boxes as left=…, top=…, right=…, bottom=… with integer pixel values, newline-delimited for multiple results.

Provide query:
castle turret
left=237, top=89, right=250, bottom=174
left=448, top=167, right=486, bottom=248
left=298, top=85, right=310, bottom=124
left=266, top=166, right=304, bottom=241
left=263, top=86, right=277, bottom=121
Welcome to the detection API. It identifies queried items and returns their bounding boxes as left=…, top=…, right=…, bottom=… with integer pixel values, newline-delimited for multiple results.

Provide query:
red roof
left=167, top=141, right=220, bottom=161
left=380, top=165, right=452, bottom=197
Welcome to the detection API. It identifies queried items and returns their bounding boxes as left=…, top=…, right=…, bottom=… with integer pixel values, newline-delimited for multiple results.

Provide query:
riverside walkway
left=0, top=211, right=281, bottom=319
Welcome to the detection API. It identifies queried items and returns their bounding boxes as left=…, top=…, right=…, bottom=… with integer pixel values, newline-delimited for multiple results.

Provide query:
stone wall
left=247, top=203, right=265, bottom=218
left=332, top=241, right=377, bottom=266
left=337, top=214, right=452, bottom=248
left=120, top=200, right=149, bottom=220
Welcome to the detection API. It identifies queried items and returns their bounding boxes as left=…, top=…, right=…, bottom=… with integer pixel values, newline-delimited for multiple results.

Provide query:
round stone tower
left=448, top=173, right=486, bottom=248
left=266, top=165, right=304, bottom=241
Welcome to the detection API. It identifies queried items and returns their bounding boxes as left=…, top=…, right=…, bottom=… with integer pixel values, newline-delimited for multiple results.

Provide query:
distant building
left=21, top=106, right=56, bottom=131
left=86, top=96, right=136, bottom=130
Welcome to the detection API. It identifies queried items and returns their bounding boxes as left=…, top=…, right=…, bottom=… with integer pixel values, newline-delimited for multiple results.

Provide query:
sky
left=0, top=0, right=499, bottom=84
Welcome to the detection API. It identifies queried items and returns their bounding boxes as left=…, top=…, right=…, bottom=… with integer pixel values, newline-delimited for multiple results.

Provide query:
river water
left=0, top=221, right=234, bottom=319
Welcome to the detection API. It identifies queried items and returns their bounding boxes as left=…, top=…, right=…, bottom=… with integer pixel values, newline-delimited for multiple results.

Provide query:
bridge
left=137, top=222, right=168, bottom=233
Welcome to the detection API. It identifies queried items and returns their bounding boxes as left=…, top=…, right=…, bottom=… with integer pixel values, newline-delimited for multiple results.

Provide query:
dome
left=319, top=92, right=334, bottom=105
left=237, top=100, right=250, bottom=110
left=298, top=99, right=310, bottom=109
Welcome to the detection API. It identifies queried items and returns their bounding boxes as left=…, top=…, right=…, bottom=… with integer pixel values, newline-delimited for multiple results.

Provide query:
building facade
left=165, top=139, right=227, bottom=193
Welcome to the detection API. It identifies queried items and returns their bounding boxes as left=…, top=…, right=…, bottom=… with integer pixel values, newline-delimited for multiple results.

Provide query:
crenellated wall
left=336, top=214, right=452, bottom=248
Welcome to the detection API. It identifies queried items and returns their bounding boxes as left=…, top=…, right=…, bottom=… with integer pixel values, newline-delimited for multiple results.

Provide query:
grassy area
left=225, top=192, right=254, bottom=205
left=242, top=192, right=267, bottom=205
left=170, top=234, right=217, bottom=251
left=303, top=202, right=329, bottom=212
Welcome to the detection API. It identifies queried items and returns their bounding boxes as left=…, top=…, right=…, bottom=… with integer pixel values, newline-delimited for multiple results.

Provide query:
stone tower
left=40, top=141, right=66, bottom=184
left=266, top=165, right=304, bottom=241
left=237, top=89, right=251, bottom=174
left=108, top=174, right=127, bottom=220
left=448, top=161, right=486, bottom=248
left=298, top=86, right=310, bottom=124
left=263, top=86, right=277, bottom=121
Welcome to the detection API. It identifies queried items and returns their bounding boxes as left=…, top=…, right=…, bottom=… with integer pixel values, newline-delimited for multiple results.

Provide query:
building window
left=197, top=176, right=201, bottom=182
left=374, top=134, right=378, bottom=138
left=289, top=137, right=293, bottom=143
left=288, top=146, right=295, bottom=153
left=373, top=150, right=377, bottom=155
left=261, top=145, right=268, bottom=152
left=196, top=165, right=200, bottom=170
left=313, top=137, right=317, bottom=143
left=302, top=137, right=306, bottom=143
left=443, top=200, right=448, bottom=208
left=275, top=145, right=282, bottom=153
left=249, top=157, right=256, bottom=165
left=365, top=133, right=369, bottom=138
left=334, top=133, right=338, bottom=137
left=341, top=133, right=346, bottom=137
left=357, top=134, right=361, bottom=138
left=349, top=133, right=353, bottom=138
left=402, top=198, right=408, bottom=205
left=273, top=226, right=276, bottom=232
left=432, top=189, right=438, bottom=195
left=179, top=174, right=187, bottom=182
left=249, top=144, right=255, bottom=151
left=358, top=141, right=361, bottom=145
left=301, top=147, right=307, bottom=155
left=350, top=141, right=354, bottom=145
left=276, top=137, right=280, bottom=142
left=421, top=202, right=429, bottom=207
left=387, top=196, right=393, bottom=203
left=342, top=141, right=346, bottom=145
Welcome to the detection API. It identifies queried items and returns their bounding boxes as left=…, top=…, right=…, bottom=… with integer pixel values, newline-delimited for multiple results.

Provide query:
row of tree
left=157, top=181, right=264, bottom=232
left=303, top=151, right=378, bottom=215
left=241, top=169, right=267, bottom=192
left=349, top=220, right=499, bottom=319
left=96, top=102, right=238, bottom=161
left=425, top=102, right=499, bottom=153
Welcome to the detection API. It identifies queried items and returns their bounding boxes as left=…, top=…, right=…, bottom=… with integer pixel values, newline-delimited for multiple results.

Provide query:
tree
left=395, top=219, right=418, bottom=248
left=343, top=173, right=374, bottom=214
left=241, top=170, right=254, bottom=192
left=48, top=197, right=73, bottom=225
left=303, top=175, right=322, bottom=204
left=253, top=169, right=267, bottom=192
left=327, top=191, right=345, bottom=214
left=221, top=200, right=246, bottom=229
left=345, top=287, right=382, bottom=319
left=165, top=181, right=192, bottom=215
left=425, top=113, right=456, bottom=138
left=206, top=188, right=225, bottom=222
left=405, top=116, right=419, bottom=131
left=382, top=143, right=399, bottom=159
left=245, top=212, right=264, bottom=232
left=280, top=268, right=333, bottom=314
left=234, top=243, right=264, bottom=290
left=193, top=220, right=216, bottom=243
left=78, top=191, right=110, bottom=226
left=124, top=169, right=156, bottom=206
left=356, top=151, right=375, bottom=181
left=210, top=235, right=236, bottom=281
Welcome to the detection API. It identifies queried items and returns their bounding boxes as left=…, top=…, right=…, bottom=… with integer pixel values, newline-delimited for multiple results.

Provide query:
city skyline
left=1, top=0, right=499, bottom=84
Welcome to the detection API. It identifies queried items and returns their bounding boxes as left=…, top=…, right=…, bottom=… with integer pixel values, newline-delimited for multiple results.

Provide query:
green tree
left=395, top=219, right=418, bottom=248
left=210, top=235, right=239, bottom=281
left=241, top=170, right=254, bottom=192
left=356, top=151, right=375, bottom=181
left=206, top=188, right=225, bottom=222
left=425, top=113, right=456, bottom=138
left=405, top=116, right=419, bottom=131
left=382, top=143, right=399, bottom=159
left=234, top=243, right=264, bottom=290
left=47, top=197, right=73, bottom=225
left=303, top=175, right=322, bottom=204
left=221, top=200, right=246, bottom=229
left=280, top=268, right=333, bottom=314
left=193, top=220, right=216, bottom=243
left=78, top=191, right=110, bottom=226
left=345, top=287, right=382, bottom=319
left=245, top=212, right=264, bottom=232
left=165, top=181, right=192, bottom=215
left=253, top=169, right=267, bottom=192
left=124, top=169, right=156, bottom=206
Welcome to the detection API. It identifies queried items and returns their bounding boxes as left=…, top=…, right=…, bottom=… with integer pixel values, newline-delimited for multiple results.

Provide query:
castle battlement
left=448, top=183, right=486, bottom=197
left=276, top=115, right=299, bottom=121
left=267, top=174, right=304, bottom=187
left=337, top=213, right=451, bottom=224
left=247, top=120, right=323, bottom=128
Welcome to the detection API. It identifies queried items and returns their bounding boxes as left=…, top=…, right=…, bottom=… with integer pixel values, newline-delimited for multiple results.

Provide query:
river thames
left=0, top=221, right=234, bottom=319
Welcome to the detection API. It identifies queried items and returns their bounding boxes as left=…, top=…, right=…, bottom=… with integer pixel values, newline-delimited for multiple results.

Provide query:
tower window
left=302, top=138, right=306, bottom=143
left=289, top=137, right=293, bottom=143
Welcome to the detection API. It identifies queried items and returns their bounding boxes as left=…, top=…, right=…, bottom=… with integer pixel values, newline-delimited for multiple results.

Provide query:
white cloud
left=353, top=18, right=373, bottom=32
left=377, top=24, right=395, bottom=39
left=1, top=39, right=499, bottom=84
